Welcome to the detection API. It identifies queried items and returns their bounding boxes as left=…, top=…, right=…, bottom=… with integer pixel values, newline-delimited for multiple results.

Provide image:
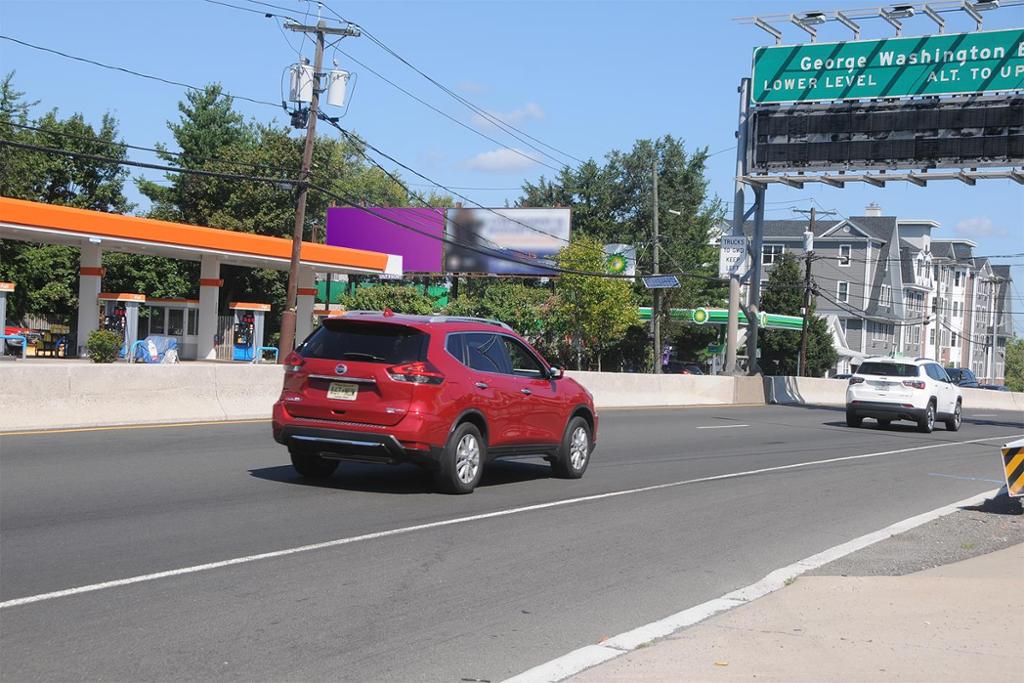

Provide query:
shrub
left=85, top=329, right=122, bottom=363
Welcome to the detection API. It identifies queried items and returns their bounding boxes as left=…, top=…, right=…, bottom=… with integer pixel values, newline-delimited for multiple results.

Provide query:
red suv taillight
left=849, top=376, right=865, bottom=385
left=388, top=361, right=444, bottom=385
left=903, top=379, right=926, bottom=390
left=283, top=351, right=305, bottom=373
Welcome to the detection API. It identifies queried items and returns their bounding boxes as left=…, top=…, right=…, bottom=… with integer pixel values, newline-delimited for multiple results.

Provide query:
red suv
left=272, top=312, right=597, bottom=493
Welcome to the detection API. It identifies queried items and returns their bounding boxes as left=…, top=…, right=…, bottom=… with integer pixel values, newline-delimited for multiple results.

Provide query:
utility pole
left=793, top=207, right=835, bottom=376
left=652, top=157, right=661, bottom=374
left=279, top=19, right=360, bottom=359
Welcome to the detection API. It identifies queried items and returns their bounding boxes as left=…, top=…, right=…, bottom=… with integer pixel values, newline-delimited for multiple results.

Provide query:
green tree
left=0, top=73, right=134, bottom=323
left=520, top=135, right=725, bottom=363
left=134, top=85, right=451, bottom=337
left=344, top=283, right=438, bottom=315
left=758, top=252, right=836, bottom=376
left=549, top=236, right=639, bottom=370
left=1005, top=337, right=1024, bottom=392
left=444, top=281, right=552, bottom=339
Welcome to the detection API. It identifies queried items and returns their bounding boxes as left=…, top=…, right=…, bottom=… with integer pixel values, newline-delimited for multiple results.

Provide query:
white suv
left=846, top=357, right=962, bottom=433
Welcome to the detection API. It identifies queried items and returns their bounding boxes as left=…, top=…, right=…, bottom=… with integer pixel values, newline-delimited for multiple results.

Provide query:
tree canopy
left=758, top=252, right=837, bottom=377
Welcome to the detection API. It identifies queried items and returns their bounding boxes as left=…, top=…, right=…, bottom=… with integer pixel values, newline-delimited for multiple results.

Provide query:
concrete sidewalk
left=573, top=544, right=1023, bottom=682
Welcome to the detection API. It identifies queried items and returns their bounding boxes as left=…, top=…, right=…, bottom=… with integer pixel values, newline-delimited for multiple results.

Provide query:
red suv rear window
left=298, top=321, right=428, bottom=364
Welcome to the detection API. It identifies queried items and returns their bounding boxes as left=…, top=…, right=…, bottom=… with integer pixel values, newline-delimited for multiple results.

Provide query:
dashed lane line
left=1, top=433, right=1016, bottom=610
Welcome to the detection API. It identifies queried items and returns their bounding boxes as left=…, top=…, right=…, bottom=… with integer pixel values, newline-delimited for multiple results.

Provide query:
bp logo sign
left=692, top=308, right=710, bottom=324
left=603, top=243, right=636, bottom=276
left=606, top=253, right=628, bottom=274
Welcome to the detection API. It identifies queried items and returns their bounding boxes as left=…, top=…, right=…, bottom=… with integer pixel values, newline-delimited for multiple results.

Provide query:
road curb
left=501, top=487, right=1001, bottom=683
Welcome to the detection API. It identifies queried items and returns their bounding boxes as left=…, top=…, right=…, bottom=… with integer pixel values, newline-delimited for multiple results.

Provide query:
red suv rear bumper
left=273, top=400, right=449, bottom=467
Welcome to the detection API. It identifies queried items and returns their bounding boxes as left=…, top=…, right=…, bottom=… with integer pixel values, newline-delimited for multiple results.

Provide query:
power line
left=1, top=136, right=690, bottom=281
left=330, top=46, right=563, bottom=173
left=321, top=116, right=647, bottom=266
left=4, top=121, right=305, bottom=176
left=0, top=34, right=280, bottom=109
left=312, top=0, right=584, bottom=167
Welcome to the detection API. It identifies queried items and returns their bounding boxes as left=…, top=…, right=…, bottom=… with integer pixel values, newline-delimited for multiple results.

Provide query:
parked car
left=978, top=384, right=1010, bottom=392
left=272, top=312, right=598, bottom=493
left=845, top=357, right=962, bottom=433
left=664, top=360, right=704, bottom=375
left=944, top=367, right=980, bottom=389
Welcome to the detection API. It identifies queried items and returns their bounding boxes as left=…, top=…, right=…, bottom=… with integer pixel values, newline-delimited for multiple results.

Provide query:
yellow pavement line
left=0, top=418, right=271, bottom=437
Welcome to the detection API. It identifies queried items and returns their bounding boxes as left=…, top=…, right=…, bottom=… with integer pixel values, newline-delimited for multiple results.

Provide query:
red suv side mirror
left=548, top=366, right=564, bottom=380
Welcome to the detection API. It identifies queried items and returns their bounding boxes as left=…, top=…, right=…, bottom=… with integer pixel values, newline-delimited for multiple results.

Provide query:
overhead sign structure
left=752, top=28, right=1024, bottom=105
left=718, top=235, right=749, bottom=279
left=641, top=274, right=680, bottom=289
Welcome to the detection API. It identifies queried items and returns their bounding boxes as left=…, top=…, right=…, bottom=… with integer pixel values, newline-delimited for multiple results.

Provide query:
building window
left=762, top=244, right=784, bottom=265
left=929, top=329, right=935, bottom=345
left=880, top=285, right=891, bottom=308
left=954, top=271, right=962, bottom=287
left=839, top=244, right=851, bottom=267
left=837, top=281, right=849, bottom=303
left=187, top=309, right=198, bottom=336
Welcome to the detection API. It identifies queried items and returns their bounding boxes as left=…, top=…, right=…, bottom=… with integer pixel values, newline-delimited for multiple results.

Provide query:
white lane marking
left=971, top=414, right=996, bottom=418
left=502, top=486, right=1002, bottom=683
left=927, top=472, right=1004, bottom=484
left=1, top=433, right=1016, bottom=610
left=696, top=424, right=750, bottom=430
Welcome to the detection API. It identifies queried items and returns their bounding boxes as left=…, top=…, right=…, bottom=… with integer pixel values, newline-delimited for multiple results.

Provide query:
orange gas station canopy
left=0, top=197, right=402, bottom=276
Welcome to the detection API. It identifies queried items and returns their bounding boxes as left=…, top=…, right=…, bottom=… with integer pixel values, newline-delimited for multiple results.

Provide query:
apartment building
left=729, top=204, right=1014, bottom=380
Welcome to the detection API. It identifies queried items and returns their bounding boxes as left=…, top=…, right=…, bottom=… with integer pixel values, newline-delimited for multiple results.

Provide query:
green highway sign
left=751, top=28, right=1024, bottom=104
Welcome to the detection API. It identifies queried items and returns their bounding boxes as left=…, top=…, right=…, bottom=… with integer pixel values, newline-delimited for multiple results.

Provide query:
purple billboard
left=326, top=207, right=444, bottom=273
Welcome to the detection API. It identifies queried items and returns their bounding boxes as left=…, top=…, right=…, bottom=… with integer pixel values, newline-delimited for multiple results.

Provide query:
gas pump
left=229, top=302, right=268, bottom=362
left=98, top=293, right=144, bottom=358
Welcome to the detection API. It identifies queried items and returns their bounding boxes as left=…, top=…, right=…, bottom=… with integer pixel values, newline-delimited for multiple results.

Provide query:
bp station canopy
left=0, top=197, right=403, bottom=277
left=638, top=307, right=804, bottom=331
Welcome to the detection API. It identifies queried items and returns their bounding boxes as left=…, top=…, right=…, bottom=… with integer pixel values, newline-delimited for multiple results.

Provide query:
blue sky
left=1, top=0, right=1022, bottom=329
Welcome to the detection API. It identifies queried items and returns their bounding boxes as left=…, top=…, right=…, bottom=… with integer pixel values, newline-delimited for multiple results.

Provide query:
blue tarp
left=134, top=335, right=178, bottom=363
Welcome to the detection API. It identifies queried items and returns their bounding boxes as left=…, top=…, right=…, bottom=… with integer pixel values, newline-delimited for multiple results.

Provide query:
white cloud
left=457, top=81, right=488, bottom=95
left=465, top=148, right=537, bottom=173
left=472, top=102, right=544, bottom=128
left=954, top=217, right=1008, bottom=238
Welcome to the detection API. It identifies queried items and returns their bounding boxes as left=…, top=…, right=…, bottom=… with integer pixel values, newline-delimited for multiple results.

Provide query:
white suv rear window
left=857, top=362, right=920, bottom=377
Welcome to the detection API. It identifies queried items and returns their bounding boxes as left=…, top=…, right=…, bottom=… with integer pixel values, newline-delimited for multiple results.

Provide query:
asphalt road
left=1, top=404, right=1021, bottom=682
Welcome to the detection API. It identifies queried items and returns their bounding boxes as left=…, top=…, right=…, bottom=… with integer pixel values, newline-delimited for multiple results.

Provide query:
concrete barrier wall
left=1, top=364, right=1018, bottom=432
left=565, top=371, right=744, bottom=408
left=0, top=364, right=284, bottom=431
left=764, top=376, right=847, bottom=407
left=764, top=375, right=1024, bottom=413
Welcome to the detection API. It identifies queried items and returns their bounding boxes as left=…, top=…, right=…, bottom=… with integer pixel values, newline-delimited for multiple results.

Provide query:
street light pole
left=652, top=157, right=661, bottom=374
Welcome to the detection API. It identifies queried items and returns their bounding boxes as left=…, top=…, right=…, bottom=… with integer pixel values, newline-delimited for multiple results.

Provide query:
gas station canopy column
left=0, top=282, right=13, bottom=347
left=197, top=255, right=222, bottom=361
left=296, top=266, right=316, bottom=345
left=76, top=242, right=103, bottom=357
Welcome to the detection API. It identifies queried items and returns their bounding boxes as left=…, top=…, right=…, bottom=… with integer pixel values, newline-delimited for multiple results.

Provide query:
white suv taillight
left=849, top=376, right=865, bottom=385
left=902, top=379, right=926, bottom=390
